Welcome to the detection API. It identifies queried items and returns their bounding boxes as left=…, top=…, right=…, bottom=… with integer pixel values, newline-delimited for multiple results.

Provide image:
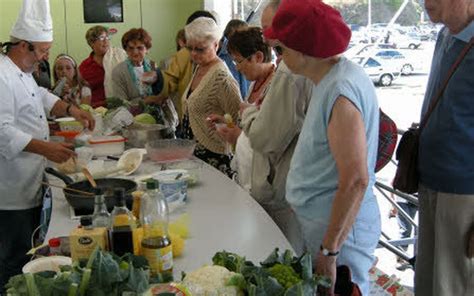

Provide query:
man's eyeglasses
left=185, top=45, right=208, bottom=54
left=95, top=35, right=110, bottom=42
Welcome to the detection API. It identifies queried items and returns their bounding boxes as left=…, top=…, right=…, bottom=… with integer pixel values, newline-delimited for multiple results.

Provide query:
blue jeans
left=396, top=202, right=417, bottom=248
left=297, top=199, right=381, bottom=296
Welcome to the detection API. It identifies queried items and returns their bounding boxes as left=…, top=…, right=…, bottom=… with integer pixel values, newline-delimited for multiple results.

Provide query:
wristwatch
left=320, top=245, right=339, bottom=257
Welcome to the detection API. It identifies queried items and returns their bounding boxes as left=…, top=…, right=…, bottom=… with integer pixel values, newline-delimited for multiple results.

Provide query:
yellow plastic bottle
left=70, top=216, right=108, bottom=262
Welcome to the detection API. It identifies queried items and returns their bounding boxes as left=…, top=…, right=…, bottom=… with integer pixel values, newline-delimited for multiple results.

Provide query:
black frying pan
left=45, top=167, right=137, bottom=211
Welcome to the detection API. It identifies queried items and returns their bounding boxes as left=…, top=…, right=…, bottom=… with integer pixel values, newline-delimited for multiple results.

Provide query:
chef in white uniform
left=0, top=0, right=94, bottom=290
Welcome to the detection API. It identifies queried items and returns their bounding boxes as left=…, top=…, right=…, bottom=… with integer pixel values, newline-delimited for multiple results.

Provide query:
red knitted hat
left=264, top=0, right=351, bottom=58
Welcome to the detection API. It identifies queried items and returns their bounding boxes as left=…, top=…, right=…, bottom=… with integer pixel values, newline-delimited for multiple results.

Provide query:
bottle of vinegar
left=110, top=188, right=135, bottom=256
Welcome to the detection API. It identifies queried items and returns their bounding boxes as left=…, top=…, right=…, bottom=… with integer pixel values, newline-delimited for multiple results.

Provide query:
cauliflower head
left=182, top=265, right=243, bottom=296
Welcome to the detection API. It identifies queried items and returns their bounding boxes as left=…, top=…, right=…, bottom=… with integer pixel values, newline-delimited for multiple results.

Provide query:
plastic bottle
left=110, top=188, right=135, bottom=256
left=70, top=216, right=108, bottom=261
left=48, top=238, right=61, bottom=256
left=91, top=188, right=110, bottom=228
left=131, top=190, right=144, bottom=225
left=141, top=180, right=173, bottom=275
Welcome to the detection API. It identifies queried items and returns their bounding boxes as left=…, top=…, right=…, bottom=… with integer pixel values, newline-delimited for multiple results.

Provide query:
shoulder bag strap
left=420, top=37, right=474, bottom=130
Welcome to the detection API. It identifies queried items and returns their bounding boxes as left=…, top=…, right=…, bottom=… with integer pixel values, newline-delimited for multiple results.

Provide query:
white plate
left=117, top=148, right=146, bottom=175
left=22, top=256, right=72, bottom=273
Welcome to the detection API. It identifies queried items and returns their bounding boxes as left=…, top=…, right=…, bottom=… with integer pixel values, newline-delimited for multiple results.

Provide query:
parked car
left=373, top=49, right=422, bottom=75
left=352, top=56, right=399, bottom=87
left=392, top=32, right=422, bottom=49
left=345, top=43, right=394, bottom=59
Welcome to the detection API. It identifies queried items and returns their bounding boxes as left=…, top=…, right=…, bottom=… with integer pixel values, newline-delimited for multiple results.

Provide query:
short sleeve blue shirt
left=286, top=57, right=379, bottom=220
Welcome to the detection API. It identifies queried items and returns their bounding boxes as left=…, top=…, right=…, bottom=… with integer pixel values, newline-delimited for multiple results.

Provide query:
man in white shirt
left=0, top=0, right=94, bottom=290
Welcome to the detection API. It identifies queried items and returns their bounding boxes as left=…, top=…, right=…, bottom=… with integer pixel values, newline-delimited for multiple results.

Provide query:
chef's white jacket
left=0, top=54, right=59, bottom=210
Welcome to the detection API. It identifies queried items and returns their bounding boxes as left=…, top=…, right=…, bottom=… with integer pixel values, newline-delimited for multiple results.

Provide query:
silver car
left=352, top=56, right=400, bottom=87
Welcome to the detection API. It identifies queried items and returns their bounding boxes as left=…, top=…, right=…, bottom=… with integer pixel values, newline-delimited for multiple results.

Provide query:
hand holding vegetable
left=215, top=125, right=241, bottom=147
left=206, top=114, right=224, bottom=130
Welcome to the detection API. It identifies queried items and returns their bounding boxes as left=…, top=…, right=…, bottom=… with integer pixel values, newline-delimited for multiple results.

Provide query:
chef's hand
left=43, top=142, right=76, bottom=163
left=315, top=252, right=337, bottom=296
left=215, top=125, right=241, bottom=146
left=69, top=106, right=95, bottom=131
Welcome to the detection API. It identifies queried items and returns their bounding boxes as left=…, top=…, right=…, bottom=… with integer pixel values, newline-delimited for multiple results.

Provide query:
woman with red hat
left=264, top=0, right=381, bottom=294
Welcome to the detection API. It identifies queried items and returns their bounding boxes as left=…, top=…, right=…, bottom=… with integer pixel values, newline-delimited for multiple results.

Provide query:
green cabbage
left=134, top=113, right=157, bottom=125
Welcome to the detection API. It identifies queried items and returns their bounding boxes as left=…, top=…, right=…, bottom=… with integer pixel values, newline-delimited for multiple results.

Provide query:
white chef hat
left=10, top=0, right=53, bottom=42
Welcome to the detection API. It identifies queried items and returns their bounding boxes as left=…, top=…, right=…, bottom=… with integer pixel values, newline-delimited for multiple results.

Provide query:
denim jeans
left=297, top=199, right=381, bottom=296
left=396, top=201, right=418, bottom=251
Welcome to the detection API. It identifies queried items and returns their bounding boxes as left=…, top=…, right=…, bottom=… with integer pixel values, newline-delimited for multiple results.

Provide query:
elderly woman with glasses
left=111, top=28, right=173, bottom=126
left=79, top=25, right=110, bottom=107
left=209, top=27, right=275, bottom=189
left=264, top=0, right=381, bottom=294
left=111, top=29, right=159, bottom=105
left=180, top=17, right=241, bottom=176
left=208, top=28, right=307, bottom=254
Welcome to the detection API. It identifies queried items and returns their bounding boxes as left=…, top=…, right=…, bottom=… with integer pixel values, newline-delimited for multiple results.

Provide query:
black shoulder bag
left=393, top=37, right=473, bottom=194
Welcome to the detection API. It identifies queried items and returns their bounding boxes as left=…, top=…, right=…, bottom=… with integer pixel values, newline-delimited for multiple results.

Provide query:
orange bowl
left=54, top=130, right=80, bottom=141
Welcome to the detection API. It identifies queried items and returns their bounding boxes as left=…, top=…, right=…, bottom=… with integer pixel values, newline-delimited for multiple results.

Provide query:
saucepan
left=45, top=167, right=137, bottom=211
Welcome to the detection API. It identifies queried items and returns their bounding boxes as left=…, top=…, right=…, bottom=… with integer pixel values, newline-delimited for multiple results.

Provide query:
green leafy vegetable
left=212, top=248, right=330, bottom=296
left=5, top=249, right=153, bottom=296
left=67, top=283, right=78, bottom=296
left=106, top=97, right=130, bottom=110
left=267, top=264, right=301, bottom=289
left=25, top=273, right=40, bottom=296
left=212, top=250, right=248, bottom=273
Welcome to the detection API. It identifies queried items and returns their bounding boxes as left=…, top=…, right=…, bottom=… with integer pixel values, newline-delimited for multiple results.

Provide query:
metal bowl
left=122, top=123, right=174, bottom=148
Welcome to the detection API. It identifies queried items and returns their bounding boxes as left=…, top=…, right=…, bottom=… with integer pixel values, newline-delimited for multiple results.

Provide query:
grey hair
left=185, top=17, right=221, bottom=44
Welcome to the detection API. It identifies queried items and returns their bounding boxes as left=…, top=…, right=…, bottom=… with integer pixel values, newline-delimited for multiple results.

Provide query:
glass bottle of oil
left=141, top=180, right=173, bottom=275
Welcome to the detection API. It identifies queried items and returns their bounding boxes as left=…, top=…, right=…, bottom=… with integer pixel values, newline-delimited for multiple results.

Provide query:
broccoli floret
left=267, top=264, right=302, bottom=290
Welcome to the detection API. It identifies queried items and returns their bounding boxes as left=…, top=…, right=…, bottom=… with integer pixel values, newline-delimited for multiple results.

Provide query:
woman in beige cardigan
left=180, top=17, right=241, bottom=176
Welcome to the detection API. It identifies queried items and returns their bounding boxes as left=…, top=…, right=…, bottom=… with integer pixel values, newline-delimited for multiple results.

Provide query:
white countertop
left=46, top=159, right=293, bottom=275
